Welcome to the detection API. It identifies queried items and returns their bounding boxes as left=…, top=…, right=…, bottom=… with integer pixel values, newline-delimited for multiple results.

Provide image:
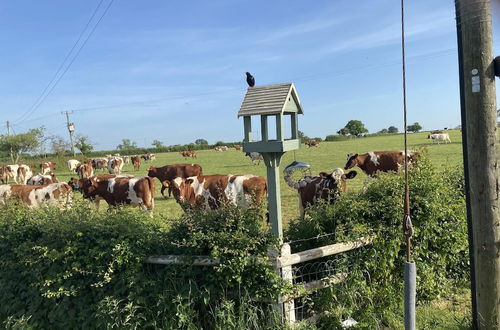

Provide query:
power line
left=14, top=0, right=115, bottom=124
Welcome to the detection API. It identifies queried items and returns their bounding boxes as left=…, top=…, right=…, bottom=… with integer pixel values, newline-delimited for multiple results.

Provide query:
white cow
left=67, top=159, right=81, bottom=173
left=17, top=164, right=33, bottom=184
left=27, top=174, right=58, bottom=185
left=5, top=165, right=20, bottom=183
left=429, top=133, right=451, bottom=144
left=107, top=156, right=124, bottom=175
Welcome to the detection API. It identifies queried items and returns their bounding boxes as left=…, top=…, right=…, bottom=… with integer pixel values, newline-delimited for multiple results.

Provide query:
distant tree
left=117, top=139, right=138, bottom=151
left=0, top=127, right=45, bottom=163
left=378, top=128, right=389, bottom=134
left=152, top=140, right=164, bottom=149
left=215, top=141, right=226, bottom=146
left=388, top=126, right=398, bottom=133
left=338, top=120, right=368, bottom=137
left=75, top=135, right=94, bottom=155
left=407, top=122, right=423, bottom=133
left=50, top=136, right=70, bottom=157
left=195, top=139, right=208, bottom=145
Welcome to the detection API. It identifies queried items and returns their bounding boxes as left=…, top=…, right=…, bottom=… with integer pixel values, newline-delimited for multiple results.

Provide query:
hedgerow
left=286, top=153, right=468, bottom=328
left=0, top=202, right=282, bottom=329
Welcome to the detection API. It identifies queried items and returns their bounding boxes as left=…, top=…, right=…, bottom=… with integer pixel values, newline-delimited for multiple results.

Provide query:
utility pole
left=6, top=120, right=14, bottom=162
left=6, top=121, right=11, bottom=135
left=455, top=1, right=500, bottom=329
left=62, top=111, right=76, bottom=156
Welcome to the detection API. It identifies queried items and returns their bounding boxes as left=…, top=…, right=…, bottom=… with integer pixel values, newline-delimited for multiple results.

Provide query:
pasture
left=5, top=130, right=464, bottom=222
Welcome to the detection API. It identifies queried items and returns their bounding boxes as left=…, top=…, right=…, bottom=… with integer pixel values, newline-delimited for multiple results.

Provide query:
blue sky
left=1, top=0, right=499, bottom=150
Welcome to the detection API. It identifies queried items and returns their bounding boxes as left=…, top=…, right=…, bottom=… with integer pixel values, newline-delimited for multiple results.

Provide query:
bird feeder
left=237, top=83, right=303, bottom=240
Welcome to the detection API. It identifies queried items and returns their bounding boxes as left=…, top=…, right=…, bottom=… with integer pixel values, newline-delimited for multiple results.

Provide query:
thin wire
left=14, top=0, right=106, bottom=124
left=16, top=0, right=115, bottom=124
left=401, top=0, right=413, bottom=263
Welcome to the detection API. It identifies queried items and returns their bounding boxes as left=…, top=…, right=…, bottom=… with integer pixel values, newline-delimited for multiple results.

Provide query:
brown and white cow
left=123, top=156, right=130, bottom=165
left=285, top=168, right=357, bottom=218
left=40, top=162, right=56, bottom=175
left=77, top=160, right=94, bottom=179
left=5, top=164, right=20, bottom=183
left=17, top=165, right=34, bottom=184
left=180, top=151, right=197, bottom=159
left=67, top=159, right=81, bottom=173
left=344, top=150, right=419, bottom=177
left=108, top=157, right=124, bottom=174
left=131, top=156, right=141, bottom=171
left=92, top=158, right=108, bottom=171
left=0, top=182, right=72, bottom=208
left=27, top=173, right=59, bottom=185
left=141, top=153, right=156, bottom=162
left=234, top=145, right=242, bottom=151
left=78, top=176, right=155, bottom=213
left=305, top=140, right=320, bottom=148
left=147, top=163, right=203, bottom=198
left=171, top=174, right=267, bottom=210
left=0, top=167, right=8, bottom=184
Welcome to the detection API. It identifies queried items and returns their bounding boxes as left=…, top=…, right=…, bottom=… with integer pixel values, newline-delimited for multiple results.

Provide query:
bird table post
left=238, top=83, right=303, bottom=241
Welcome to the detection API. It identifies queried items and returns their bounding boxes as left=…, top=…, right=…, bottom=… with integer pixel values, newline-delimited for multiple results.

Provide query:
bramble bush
left=0, top=201, right=283, bottom=329
left=286, top=153, right=468, bottom=328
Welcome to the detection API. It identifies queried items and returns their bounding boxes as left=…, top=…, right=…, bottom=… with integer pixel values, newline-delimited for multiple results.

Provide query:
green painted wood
left=291, top=113, right=298, bottom=139
left=244, top=116, right=253, bottom=142
left=262, top=152, right=284, bottom=240
left=242, top=139, right=300, bottom=153
left=261, top=115, right=269, bottom=142
left=276, top=114, right=284, bottom=141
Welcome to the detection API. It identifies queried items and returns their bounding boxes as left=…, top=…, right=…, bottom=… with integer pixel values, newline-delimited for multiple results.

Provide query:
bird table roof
left=237, top=82, right=303, bottom=117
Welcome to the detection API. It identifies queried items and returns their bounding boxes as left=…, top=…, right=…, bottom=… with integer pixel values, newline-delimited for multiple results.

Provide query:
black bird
left=245, top=72, right=255, bottom=87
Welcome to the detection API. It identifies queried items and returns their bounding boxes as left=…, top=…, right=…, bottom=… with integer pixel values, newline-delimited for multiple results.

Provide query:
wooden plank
left=281, top=243, right=296, bottom=324
left=274, top=237, right=373, bottom=268
left=280, top=272, right=348, bottom=303
left=145, top=255, right=220, bottom=266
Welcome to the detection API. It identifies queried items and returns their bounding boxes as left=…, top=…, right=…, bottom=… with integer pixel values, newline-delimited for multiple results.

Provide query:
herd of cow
left=0, top=146, right=421, bottom=219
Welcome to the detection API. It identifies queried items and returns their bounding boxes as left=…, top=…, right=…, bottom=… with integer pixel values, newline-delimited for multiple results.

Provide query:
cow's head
left=170, top=177, right=195, bottom=206
left=344, top=154, right=359, bottom=170
left=147, top=167, right=157, bottom=177
left=68, top=177, right=83, bottom=191
left=80, top=177, right=100, bottom=198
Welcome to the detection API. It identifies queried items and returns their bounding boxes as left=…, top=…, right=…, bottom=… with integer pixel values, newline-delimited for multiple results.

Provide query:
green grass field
left=9, top=130, right=464, bottom=222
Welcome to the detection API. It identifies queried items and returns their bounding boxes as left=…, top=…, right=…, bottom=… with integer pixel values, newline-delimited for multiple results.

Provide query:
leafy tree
left=338, top=120, right=368, bottom=137
left=50, top=136, right=70, bottom=157
left=407, top=122, right=423, bottom=133
left=152, top=140, right=164, bottom=149
left=378, top=128, right=389, bottom=134
left=195, top=139, right=208, bottom=145
left=75, top=135, right=94, bottom=155
left=116, top=139, right=138, bottom=151
left=0, top=127, right=45, bottom=162
left=388, top=126, right=398, bottom=133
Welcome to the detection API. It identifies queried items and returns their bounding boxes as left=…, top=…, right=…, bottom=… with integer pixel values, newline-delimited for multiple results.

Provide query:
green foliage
left=195, top=138, right=208, bottom=145
left=50, top=135, right=70, bottom=157
left=0, top=127, right=45, bottom=162
left=337, top=120, right=368, bottom=137
left=324, top=134, right=351, bottom=142
left=286, top=154, right=468, bottom=327
left=407, top=122, right=423, bottom=133
left=0, top=202, right=283, bottom=329
left=74, top=135, right=94, bottom=155
left=116, top=139, right=139, bottom=152
left=378, top=128, right=389, bottom=134
left=151, top=139, right=165, bottom=149
left=388, top=126, right=398, bottom=133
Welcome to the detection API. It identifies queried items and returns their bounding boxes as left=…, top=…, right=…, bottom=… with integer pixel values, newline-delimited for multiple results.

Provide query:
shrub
left=286, top=153, right=468, bottom=327
left=0, top=202, right=283, bottom=329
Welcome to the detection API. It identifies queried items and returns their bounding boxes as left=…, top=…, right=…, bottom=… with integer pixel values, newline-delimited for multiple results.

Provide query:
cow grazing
left=0, top=182, right=72, bottom=208
left=40, top=162, right=56, bottom=175
left=27, top=174, right=59, bottom=185
left=214, top=146, right=228, bottom=152
left=171, top=174, right=267, bottom=210
left=245, top=152, right=264, bottom=165
left=67, top=159, right=81, bottom=173
left=429, top=130, right=444, bottom=135
left=78, top=176, right=155, bottom=213
left=141, top=153, right=156, bottom=162
left=147, top=163, right=203, bottom=198
left=123, top=156, right=130, bottom=164
left=234, top=145, right=242, bottom=151
left=17, top=165, right=34, bottom=184
left=428, top=133, right=451, bottom=144
left=284, top=168, right=357, bottom=218
left=77, top=160, right=94, bottom=179
left=305, top=140, right=320, bottom=148
left=180, top=151, right=197, bottom=159
left=92, top=158, right=108, bottom=171
left=108, top=157, right=124, bottom=174
left=131, top=156, right=141, bottom=171
left=344, top=150, right=419, bottom=177
left=5, top=165, right=20, bottom=183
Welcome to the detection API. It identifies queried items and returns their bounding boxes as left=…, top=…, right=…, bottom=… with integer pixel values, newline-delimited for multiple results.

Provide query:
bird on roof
left=245, top=72, right=255, bottom=87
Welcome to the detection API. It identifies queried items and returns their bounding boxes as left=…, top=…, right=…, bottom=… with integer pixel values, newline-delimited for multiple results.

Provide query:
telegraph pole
left=6, top=120, right=14, bottom=162
left=6, top=121, right=11, bottom=135
left=62, top=111, right=76, bottom=156
left=455, top=1, right=500, bottom=329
